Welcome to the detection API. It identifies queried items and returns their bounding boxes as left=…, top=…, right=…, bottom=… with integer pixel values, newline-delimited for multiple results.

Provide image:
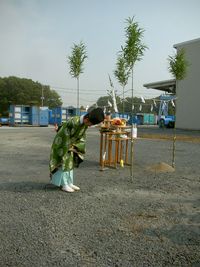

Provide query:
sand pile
left=146, top=162, right=175, bottom=173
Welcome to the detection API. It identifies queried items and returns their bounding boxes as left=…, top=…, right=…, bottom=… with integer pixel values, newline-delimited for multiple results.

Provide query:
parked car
left=158, top=115, right=175, bottom=128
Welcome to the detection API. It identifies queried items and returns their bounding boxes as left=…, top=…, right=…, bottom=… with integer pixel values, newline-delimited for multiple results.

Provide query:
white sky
left=0, top=0, right=200, bottom=107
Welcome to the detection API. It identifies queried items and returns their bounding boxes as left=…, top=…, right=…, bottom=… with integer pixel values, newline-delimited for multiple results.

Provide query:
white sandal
left=62, top=185, right=75, bottom=192
left=69, top=184, right=80, bottom=191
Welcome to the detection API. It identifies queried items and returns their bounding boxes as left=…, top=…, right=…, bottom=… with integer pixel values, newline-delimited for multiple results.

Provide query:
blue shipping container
left=49, top=107, right=79, bottom=125
left=66, top=107, right=77, bottom=119
left=29, top=106, right=39, bottom=126
left=48, top=107, right=62, bottom=125
left=39, top=107, right=49, bottom=126
left=9, top=105, right=30, bottom=125
left=128, top=114, right=143, bottom=125
left=111, top=113, right=130, bottom=120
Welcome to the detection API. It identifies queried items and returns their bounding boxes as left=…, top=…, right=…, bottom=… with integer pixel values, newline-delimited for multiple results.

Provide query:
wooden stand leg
left=119, top=140, right=123, bottom=163
left=104, top=134, right=108, bottom=158
left=100, top=133, right=103, bottom=166
left=108, top=140, right=112, bottom=166
left=102, top=133, right=108, bottom=168
left=115, top=140, right=119, bottom=168
left=125, top=139, right=129, bottom=164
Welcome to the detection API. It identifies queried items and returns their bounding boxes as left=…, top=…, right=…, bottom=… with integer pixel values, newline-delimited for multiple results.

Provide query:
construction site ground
left=0, top=125, right=199, bottom=266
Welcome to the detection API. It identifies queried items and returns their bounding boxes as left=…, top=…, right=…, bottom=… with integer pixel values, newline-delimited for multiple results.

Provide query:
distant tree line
left=0, top=76, right=174, bottom=118
left=0, top=76, right=62, bottom=116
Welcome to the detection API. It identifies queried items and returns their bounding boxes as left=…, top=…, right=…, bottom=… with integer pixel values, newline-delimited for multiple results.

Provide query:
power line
left=52, top=87, right=162, bottom=98
left=51, top=85, right=105, bottom=92
left=50, top=85, right=162, bottom=97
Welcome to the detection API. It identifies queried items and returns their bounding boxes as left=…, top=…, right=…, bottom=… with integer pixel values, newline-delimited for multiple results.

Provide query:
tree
left=168, top=49, right=188, bottom=80
left=122, top=17, right=147, bottom=89
left=68, top=42, right=88, bottom=112
left=114, top=54, right=130, bottom=113
left=121, top=16, right=147, bottom=181
left=0, top=76, right=62, bottom=116
left=97, top=96, right=111, bottom=108
left=168, top=48, right=189, bottom=168
left=44, top=88, right=63, bottom=109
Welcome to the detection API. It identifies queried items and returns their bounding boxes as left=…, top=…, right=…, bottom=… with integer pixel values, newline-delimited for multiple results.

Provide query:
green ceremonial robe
left=49, top=116, right=88, bottom=174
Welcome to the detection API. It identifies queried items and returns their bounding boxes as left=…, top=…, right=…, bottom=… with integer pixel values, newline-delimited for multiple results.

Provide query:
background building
left=144, top=38, right=200, bottom=130
left=174, top=38, right=200, bottom=130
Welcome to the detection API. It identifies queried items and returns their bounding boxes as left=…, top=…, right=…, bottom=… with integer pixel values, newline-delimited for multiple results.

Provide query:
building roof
left=174, top=37, right=200, bottom=48
left=143, top=79, right=176, bottom=94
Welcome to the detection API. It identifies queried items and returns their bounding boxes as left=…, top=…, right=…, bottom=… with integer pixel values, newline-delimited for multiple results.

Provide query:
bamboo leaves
left=122, top=17, right=147, bottom=69
left=168, top=48, right=189, bottom=81
left=114, top=55, right=130, bottom=88
left=68, top=42, right=87, bottom=78
left=68, top=41, right=87, bottom=110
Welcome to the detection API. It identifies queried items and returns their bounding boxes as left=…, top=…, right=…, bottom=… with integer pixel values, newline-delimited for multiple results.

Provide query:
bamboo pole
left=130, top=68, right=134, bottom=182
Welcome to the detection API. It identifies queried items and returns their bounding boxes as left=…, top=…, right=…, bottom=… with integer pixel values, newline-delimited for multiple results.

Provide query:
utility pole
left=41, top=86, right=44, bottom=107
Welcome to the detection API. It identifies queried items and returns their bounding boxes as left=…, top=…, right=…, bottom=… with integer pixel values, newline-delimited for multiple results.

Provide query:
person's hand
left=68, top=146, right=78, bottom=153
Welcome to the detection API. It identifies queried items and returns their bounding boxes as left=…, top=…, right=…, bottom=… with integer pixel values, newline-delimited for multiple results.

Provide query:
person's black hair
left=84, top=107, right=105, bottom=125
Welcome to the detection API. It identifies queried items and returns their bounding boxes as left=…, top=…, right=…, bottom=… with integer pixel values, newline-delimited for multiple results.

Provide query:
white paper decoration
left=171, top=100, right=175, bottom=107
left=141, top=96, right=145, bottom=103
left=108, top=100, right=112, bottom=107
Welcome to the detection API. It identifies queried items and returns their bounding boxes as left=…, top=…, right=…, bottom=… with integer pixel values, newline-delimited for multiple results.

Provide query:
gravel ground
left=0, top=126, right=199, bottom=267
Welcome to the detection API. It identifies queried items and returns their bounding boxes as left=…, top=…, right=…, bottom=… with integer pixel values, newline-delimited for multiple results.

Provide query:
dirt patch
left=146, top=162, right=175, bottom=173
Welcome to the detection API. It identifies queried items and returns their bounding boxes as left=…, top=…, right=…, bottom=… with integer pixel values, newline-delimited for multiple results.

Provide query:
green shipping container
left=143, top=113, right=155, bottom=125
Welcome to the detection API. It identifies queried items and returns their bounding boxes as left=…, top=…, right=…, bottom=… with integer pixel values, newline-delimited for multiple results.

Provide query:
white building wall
left=175, top=39, right=200, bottom=130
